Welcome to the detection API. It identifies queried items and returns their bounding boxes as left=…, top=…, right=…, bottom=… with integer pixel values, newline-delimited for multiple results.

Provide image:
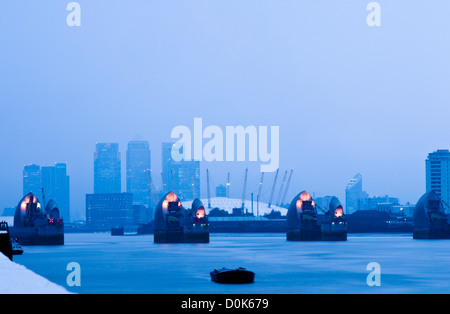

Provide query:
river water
left=12, top=233, right=450, bottom=294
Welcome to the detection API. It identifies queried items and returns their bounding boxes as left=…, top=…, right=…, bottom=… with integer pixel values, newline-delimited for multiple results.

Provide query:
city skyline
left=22, top=163, right=70, bottom=222
left=2, top=0, right=450, bottom=298
left=2, top=1, right=450, bottom=221
left=11, top=138, right=444, bottom=222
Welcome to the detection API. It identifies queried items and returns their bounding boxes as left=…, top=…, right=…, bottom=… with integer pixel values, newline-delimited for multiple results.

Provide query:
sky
left=1, top=1, right=450, bottom=221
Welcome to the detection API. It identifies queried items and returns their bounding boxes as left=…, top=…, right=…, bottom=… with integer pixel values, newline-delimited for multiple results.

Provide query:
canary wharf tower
left=94, top=143, right=121, bottom=194
left=126, top=141, right=151, bottom=207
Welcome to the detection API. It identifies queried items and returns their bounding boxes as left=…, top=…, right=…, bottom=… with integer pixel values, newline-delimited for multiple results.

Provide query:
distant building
left=86, top=193, right=133, bottom=229
left=161, top=142, right=175, bottom=194
left=345, top=173, right=369, bottom=214
left=426, top=149, right=450, bottom=208
left=23, top=164, right=42, bottom=200
left=216, top=185, right=227, bottom=197
left=161, top=142, right=200, bottom=201
left=94, top=143, right=121, bottom=194
left=162, top=142, right=188, bottom=195
left=376, top=202, right=394, bottom=213
left=368, top=195, right=399, bottom=209
left=23, top=163, right=70, bottom=222
left=171, top=160, right=200, bottom=201
left=132, top=204, right=147, bottom=225
left=345, top=173, right=402, bottom=214
left=392, top=204, right=415, bottom=217
left=42, top=163, right=70, bottom=222
left=126, top=141, right=151, bottom=222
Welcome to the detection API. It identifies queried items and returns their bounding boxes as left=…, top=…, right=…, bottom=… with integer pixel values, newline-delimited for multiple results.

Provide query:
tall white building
left=426, top=149, right=450, bottom=208
left=345, top=173, right=369, bottom=214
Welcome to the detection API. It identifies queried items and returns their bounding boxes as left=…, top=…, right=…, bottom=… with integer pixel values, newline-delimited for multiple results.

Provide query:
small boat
left=11, top=239, right=23, bottom=255
left=111, top=226, right=124, bottom=236
left=210, top=267, right=255, bottom=284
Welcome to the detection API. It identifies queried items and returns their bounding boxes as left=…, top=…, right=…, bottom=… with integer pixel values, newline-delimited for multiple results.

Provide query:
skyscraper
left=345, top=173, right=368, bottom=214
left=23, top=164, right=42, bottom=201
left=94, top=143, right=121, bottom=194
left=23, top=163, right=70, bottom=221
left=126, top=141, right=151, bottom=222
left=162, top=142, right=200, bottom=201
left=161, top=142, right=175, bottom=194
left=426, top=149, right=450, bottom=207
left=127, top=141, right=151, bottom=205
left=171, top=160, right=200, bottom=201
left=42, top=163, right=70, bottom=222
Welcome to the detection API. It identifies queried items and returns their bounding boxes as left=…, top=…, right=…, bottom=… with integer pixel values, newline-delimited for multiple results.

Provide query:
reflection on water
left=13, top=233, right=450, bottom=294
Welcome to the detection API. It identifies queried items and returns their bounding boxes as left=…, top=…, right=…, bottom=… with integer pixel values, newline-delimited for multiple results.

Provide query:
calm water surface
left=13, top=233, right=450, bottom=294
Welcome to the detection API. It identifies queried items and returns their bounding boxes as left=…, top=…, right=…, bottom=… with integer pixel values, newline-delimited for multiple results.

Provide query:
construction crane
left=241, top=168, right=248, bottom=210
left=206, top=169, right=212, bottom=208
left=280, top=169, right=294, bottom=207
left=276, top=170, right=288, bottom=206
left=268, top=168, right=279, bottom=208
left=257, top=172, right=264, bottom=201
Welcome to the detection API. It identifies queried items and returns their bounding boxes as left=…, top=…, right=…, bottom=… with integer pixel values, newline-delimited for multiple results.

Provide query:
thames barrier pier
left=10, top=193, right=64, bottom=245
left=320, top=197, right=347, bottom=241
left=287, top=191, right=347, bottom=241
left=154, top=192, right=209, bottom=243
left=286, top=191, right=322, bottom=241
left=413, top=191, right=450, bottom=239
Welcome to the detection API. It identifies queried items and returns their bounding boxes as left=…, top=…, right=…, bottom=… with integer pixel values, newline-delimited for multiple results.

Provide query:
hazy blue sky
left=1, top=1, right=450, bottom=220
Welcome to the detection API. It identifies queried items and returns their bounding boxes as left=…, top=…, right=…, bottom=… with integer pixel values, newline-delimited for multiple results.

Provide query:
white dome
left=182, top=197, right=287, bottom=216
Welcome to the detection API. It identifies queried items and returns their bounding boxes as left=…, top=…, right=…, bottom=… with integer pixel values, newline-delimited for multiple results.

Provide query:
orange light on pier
left=334, top=206, right=344, bottom=218
left=20, top=194, right=39, bottom=213
left=299, top=191, right=312, bottom=201
left=162, top=192, right=179, bottom=211
left=196, top=207, right=206, bottom=219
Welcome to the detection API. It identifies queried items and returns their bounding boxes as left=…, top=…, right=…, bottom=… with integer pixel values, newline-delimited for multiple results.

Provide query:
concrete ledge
left=0, top=253, right=70, bottom=294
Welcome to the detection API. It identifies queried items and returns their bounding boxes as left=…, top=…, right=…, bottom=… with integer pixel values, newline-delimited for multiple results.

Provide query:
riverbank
left=0, top=253, right=70, bottom=294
